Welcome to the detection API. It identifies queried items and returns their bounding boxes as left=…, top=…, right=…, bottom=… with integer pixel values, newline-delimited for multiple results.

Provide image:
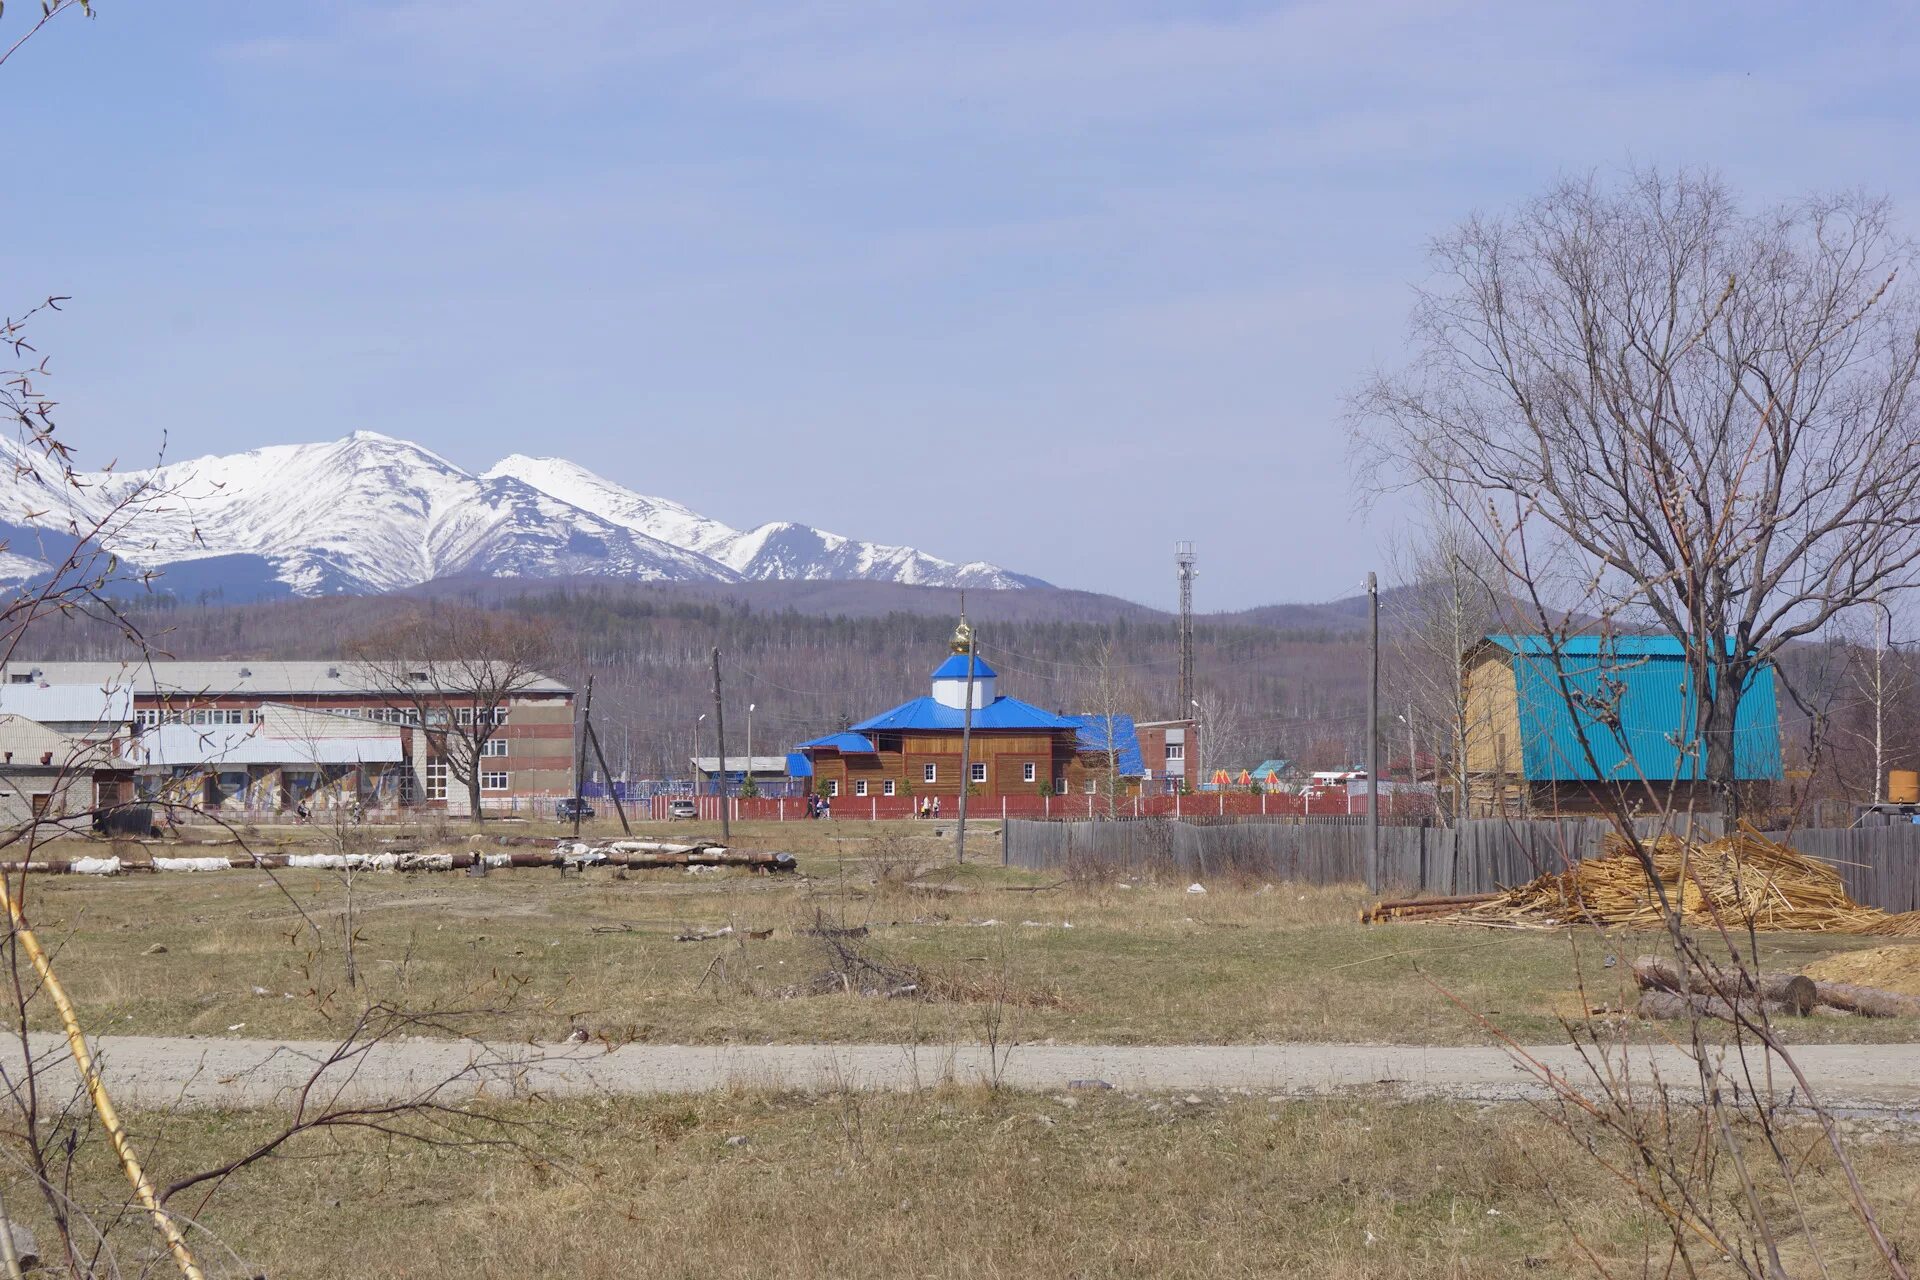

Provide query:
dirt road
left=12, top=1034, right=1920, bottom=1111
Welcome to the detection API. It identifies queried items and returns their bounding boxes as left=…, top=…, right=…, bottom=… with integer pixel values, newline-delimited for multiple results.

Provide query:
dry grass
left=17, top=1091, right=1913, bottom=1279
left=13, top=819, right=1920, bottom=1046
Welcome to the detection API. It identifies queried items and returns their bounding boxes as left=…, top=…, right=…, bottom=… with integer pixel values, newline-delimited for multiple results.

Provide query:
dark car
left=556, top=798, right=595, bottom=821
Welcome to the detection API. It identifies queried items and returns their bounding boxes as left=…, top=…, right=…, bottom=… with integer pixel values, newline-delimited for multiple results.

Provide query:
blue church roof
left=931, top=653, right=998, bottom=681
left=1065, top=715, right=1144, bottom=775
left=1482, top=635, right=1782, bottom=782
left=850, top=694, right=1079, bottom=733
left=795, top=731, right=877, bottom=753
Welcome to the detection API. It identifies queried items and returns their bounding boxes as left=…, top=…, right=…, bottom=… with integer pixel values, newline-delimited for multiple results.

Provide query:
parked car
left=555, top=798, right=595, bottom=821
left=668, top=799, right=699, bottom=820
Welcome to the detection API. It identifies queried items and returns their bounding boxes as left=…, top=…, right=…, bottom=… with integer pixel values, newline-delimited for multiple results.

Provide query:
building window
left=492, top=708, right=511, bottom=726
left=457, top=708, right=475, bottom=726
left=1022, top=762, right=1036, bottom=783
left=826, top=779, right=839, bottom=797
left=482, top=738, right=509, bottom=757
left=424, top=760, right=447, bottom=801
left=1055, top=775, right=1067, bottom=795
left=7, top=674, right=30, bottom=685
left=922, top=763, right=937, bottom=783
left=854, top=779, right=868, bottom=797
left=883, top=779, right=895, bottom=797
left=1165, top=743, right=1184, bottom=761
left=970, top=762, right=986, bottom=784
left=481, top=772, right=510, bottom=792
left=134, top=709, right=159, bottom=727
left=1084, top=777, right=1098, bottom=795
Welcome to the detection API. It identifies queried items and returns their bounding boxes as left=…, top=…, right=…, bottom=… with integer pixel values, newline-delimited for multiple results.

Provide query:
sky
left=2, top=1, right=1916, bottom=611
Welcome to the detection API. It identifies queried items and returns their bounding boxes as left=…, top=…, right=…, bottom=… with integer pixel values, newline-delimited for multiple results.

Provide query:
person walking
left=932, top=795, right=941, bottom=820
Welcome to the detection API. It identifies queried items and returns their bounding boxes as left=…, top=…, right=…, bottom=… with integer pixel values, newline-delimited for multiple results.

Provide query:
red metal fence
left=644, top=791, right=1435, bottom=823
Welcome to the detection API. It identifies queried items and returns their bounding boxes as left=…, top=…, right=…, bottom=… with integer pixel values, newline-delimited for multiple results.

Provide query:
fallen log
left=1636, top=990, right=1796, bottom=1022
left=1633, top=954, right=1920, bottom=1018
left=0, top=847, right=799, bottom=876
left=1805, top=980, right=1920, bottom=1020
left=1361, top=893, right=1501, bottom=923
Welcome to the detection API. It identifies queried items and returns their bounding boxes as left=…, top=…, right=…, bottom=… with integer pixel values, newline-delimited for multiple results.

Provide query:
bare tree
left=353, top=610, right=556, bottom=824
left=1355, top=169, right=1918, bottom=1276
left=1386, top=504, right=1506, bottom=822
left=1356, top=169, right=1920, bottom=819
left=1075, top=640, right=1138, bottom=818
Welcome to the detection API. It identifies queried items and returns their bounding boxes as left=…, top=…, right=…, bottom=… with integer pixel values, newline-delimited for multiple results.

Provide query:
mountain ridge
left=0, top=431, right=1044, bottom=599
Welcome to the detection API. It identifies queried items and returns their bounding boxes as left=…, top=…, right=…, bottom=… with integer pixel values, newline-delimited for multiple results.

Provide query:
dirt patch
left=1803, top=945, right=1920, bottom=995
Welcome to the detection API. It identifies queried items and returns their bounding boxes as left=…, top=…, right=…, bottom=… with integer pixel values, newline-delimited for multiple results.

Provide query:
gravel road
left=11, top=1034, right=1920, bottom=1112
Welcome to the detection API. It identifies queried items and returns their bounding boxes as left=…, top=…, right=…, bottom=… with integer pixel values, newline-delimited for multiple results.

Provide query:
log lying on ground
left=0, top=846, right=798, bottom=876
left=1631, top=956, right=1818, bottom=1014
left=1635, top=990, right=1797, bottom=1022
left=1632, top=954, right=1920, bottom=1019
left=1361, top=893, right=1500, bottom=923
left=1803, top=980, right=1920, bottom=1019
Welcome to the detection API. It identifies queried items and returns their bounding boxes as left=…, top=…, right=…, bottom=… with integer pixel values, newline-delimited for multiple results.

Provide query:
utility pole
left=711, top=647, right=730, bottom=843
left=956, top=616, right=976, bottom=864
left=586, top=720, right=632, bottom=834
left=747, top=702, right=755, bottom=791
left=1406, top=700, right=1418, bottom=789
left=572, top=676, right=593, bottom=840
left=1366, top=572, right=1380, bottom=893
left=1176, top=541, right=1197, bottom=712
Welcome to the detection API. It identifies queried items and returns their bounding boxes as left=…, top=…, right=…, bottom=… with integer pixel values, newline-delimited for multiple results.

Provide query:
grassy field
left=22, top=1090, right=1918, bottom=1279
left=20, top=819, right=1920, bottom=1047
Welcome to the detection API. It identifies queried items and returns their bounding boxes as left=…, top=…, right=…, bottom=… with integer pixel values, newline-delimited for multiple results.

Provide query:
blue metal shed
left=1483, top=635, right=1782, bottom=782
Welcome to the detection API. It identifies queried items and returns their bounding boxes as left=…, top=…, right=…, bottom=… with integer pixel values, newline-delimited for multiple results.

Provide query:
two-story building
left=1, top=660, right=574, bottom=816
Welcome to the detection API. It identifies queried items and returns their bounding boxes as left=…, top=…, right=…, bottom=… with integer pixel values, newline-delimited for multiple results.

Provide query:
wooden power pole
left=1366, top=572, right=1380, bottom=893
left=711, top=647, right=730, bottom=843
left=572, top=676, right=593, bottom=840
left=956, top=617, right=976, bottom=864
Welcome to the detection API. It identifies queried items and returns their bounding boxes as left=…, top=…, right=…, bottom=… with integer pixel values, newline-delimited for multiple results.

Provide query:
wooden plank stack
left=1369, top=826, right=1920, bottom=935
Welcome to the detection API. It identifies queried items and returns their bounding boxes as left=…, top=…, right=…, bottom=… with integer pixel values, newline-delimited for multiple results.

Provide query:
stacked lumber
left=1365, top=826, right=1920, bottom=935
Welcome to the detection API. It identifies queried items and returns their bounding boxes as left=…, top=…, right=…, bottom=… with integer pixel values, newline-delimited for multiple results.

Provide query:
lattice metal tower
left=1176, top=540, right=1197, bottom=712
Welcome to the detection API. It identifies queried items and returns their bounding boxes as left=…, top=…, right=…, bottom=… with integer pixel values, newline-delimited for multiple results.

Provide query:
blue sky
left=3, top=1, right=1916, bottom=609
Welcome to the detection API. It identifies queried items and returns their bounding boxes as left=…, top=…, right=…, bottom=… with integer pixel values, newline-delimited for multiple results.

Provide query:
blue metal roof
left=931, top=653, right=997, bottom=681
left=784, top=751, right=813, bottom=778
left=1066, top=715, right=1144, bottom=775
left=1250, top=759, right=1291, bottom=779
left=850, top=695, right=1079, bottom=733
left=1488, top=634, right=1738, bottom=657
left=1487, top=636, right=1782, bottom=782
left=795, top=731, right=877, bottom=753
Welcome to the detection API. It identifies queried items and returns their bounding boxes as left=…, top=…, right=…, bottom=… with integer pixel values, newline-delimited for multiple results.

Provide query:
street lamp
left=747, top=703, right=756, bottom=792
left=693, top=713, right=706, bottom=793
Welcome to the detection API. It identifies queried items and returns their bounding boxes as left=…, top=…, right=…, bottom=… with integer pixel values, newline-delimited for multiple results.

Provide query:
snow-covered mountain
left=0, top=432, right=1045, bottom=598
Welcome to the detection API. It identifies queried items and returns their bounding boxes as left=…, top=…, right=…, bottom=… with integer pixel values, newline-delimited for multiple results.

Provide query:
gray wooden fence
left=1001, top=816, right=1920, bottom=913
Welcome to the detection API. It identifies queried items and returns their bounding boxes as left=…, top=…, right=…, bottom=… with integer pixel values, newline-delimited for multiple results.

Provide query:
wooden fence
left=1000, top=816, right=1920, bottom=914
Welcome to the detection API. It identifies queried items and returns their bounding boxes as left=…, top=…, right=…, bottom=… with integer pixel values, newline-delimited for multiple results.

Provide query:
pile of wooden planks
left=1366, top=825, right=1920, bottom=935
